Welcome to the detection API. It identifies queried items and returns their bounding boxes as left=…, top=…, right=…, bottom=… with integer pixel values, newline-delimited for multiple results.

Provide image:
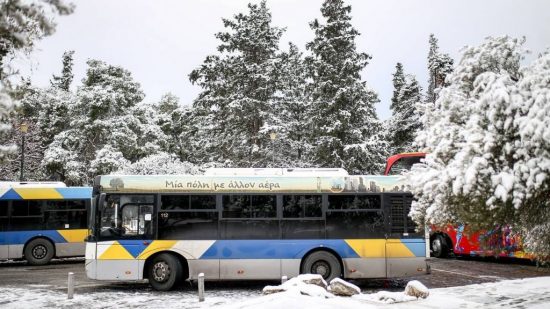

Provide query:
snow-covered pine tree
left=267, top=42, right=312, bottom=167
left=426, top=34, right=453, bottom=104
left=410, top=36, right=550, bottom=257
left=50, top=50, right=75, bottom=91
left=42, top=60, right=148, bottom=184
left=115, top=152, right=200, bottom=175
left=0, top=0, right=73, bottom=162
left=189, top=1, right=284, bottom=167
left=305, top=0, right=384, bottom=174
left=389, top=63, right=422, bottom=153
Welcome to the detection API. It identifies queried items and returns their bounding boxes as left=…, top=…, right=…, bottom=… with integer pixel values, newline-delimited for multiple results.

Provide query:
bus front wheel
left=147, top=253, right=183, bottom=291
left=25, top=238, right=55, bottom=265
left=301, top=251, right=341, bottom=282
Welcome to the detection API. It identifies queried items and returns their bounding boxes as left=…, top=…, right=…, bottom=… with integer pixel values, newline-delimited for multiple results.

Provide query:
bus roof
left=95, top=175, right=409, bottom=194
left=203, top=168, right=349, bottom=176
left=0, top=187, right=92, bottom=200
left=0, top=181, right=67, bottom=188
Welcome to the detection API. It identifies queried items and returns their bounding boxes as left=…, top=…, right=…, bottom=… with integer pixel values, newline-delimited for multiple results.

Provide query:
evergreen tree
left=189, top=1, right=284, bottom=167
left=410, top=37, right=550, bottom=257
left=51, top=50, right=75, bottom=91
left=42, top=60, right=149, bottom=184
left=389, top=63, right=422, bottom=153
left=426, top=34, right=453, bottom=103
left=306, top=0, right=383, bottom=174
left=268, top=42, right=312, bottom=166
left=0, top=0, right=73, bottom=162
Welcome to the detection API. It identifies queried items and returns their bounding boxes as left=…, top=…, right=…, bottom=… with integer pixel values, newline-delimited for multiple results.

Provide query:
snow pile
left=328, top=278, right=360, bottom=296
left=263, top=274, right=421, bottom=302
left=404, top=280, right=430, bottom=298
left=353, top=291, right=417, bottom=304
left=262, top=274, right=332, bottom=298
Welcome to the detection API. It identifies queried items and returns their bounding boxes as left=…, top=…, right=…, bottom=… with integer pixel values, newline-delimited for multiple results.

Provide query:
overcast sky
left=21, top=0, right=550, bottom=120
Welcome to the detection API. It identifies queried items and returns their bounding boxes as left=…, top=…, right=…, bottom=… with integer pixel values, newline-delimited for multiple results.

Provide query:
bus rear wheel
left=147, top=253, right=182, bottom=291
left=301, top=251, right=341, bottom=282
left=25, top=238, right=54, bottom=265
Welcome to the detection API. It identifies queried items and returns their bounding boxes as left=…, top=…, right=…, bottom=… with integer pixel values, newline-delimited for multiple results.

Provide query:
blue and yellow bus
left=85, top=171, right=429, bottom=290
left=0, top=183, right=92, bottom=265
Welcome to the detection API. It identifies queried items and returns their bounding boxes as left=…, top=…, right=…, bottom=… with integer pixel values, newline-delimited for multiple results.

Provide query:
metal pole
left=67, top=272, right=75, bottom=299
left=198, top=273, right=205, bottom=302
left=19, top=134, right=25, bottom=181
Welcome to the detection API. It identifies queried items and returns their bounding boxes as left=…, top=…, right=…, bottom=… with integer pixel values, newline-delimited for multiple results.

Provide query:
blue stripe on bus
left=199, top=239, right=360, bottom=259
left=0, top=230, right=67, bottom=245
left=400, top=239, right=426, bottom=257
left=55, top=187, right=92, bottom=199
left=0, top=189, right=22, bottom=200
left=117, top=240, right=151, bottom=258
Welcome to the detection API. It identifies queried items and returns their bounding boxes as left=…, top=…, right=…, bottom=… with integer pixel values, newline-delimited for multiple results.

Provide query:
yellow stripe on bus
left=99, top=241, right=135, bottom=260
left=14, top=188, right=63, bottom=199
left=345, top=239, right=387, bottom=258
left=137, top=241, right=178, bottom=260
left=346, top=239, right=417, bottom=258
left=57, top=229, right=88, bottom=243
left=385, top=241, right=416, bottom=258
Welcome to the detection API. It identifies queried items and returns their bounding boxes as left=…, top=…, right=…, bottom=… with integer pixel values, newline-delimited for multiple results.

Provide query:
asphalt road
left=0, top=256, right=548, bottom=293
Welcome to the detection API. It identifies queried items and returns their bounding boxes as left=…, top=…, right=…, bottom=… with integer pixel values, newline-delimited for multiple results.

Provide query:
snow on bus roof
left=0, top=181, right=67, bottom=188
left=203, top=168, right=349, bottom=176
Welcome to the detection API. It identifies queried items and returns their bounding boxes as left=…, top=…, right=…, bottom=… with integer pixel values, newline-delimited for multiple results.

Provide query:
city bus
left=0, top=183, right=92, bottom=265
left=384, top=153, right=533, bottom=260
left=85, top=170, right=429, bottom=291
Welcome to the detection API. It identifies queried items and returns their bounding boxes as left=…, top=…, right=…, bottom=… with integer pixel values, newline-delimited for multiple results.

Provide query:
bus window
left=99, top=195, right=153, bottom=238
left=222, top=195, right=276, bottom=218
left=158, top=212, right=218, bottom=240
left=328, top=195, right=381, bottom=210
left=0, top=201, right=8, bottom=231
left=283, top=195, right=322, bottom=218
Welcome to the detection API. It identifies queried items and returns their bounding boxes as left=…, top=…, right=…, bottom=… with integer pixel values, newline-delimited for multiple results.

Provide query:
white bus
left=0, top=185, right=91, bottom=265
left=85, top=172, right=429, bottom=290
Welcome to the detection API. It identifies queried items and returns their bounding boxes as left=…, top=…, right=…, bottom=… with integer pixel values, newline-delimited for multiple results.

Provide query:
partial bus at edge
left=0, top=183, right=92, bottom=265
left=85, top=172, right=430, bottom=291
left=385, top=152, right=535, bottom=260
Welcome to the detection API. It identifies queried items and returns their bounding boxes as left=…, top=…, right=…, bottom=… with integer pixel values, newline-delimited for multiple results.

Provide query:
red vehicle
left=384, top=153, right=533, bottom=259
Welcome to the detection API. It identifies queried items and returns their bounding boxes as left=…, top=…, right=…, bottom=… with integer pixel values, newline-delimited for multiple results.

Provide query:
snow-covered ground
left=1, top=276, right=549, bottom=309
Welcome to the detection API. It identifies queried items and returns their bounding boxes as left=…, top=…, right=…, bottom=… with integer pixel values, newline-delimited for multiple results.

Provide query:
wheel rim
left=432, top=239, right=441, bottom=255
left=311, top=260, right=330, bottom=279
left=152, top=261, right=171, bottom=283
left=32, top=245, right=47, bottom=259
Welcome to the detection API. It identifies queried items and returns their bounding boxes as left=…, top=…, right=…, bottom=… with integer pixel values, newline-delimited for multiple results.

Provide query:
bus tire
left=431, top=234, right=449, bottom=258
left=148, top=253, right=183, bottom=291
left=24, top=238, right=55, bottom=265
left=301, top=251, right=341, bottom=282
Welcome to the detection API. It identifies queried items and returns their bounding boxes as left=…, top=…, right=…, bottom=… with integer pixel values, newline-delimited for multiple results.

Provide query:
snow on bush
left=410, top=36, right=550, bottom=257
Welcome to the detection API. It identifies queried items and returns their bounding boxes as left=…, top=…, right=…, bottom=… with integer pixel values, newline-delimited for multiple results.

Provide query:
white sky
left=22, top=0, right=550, bottom=120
